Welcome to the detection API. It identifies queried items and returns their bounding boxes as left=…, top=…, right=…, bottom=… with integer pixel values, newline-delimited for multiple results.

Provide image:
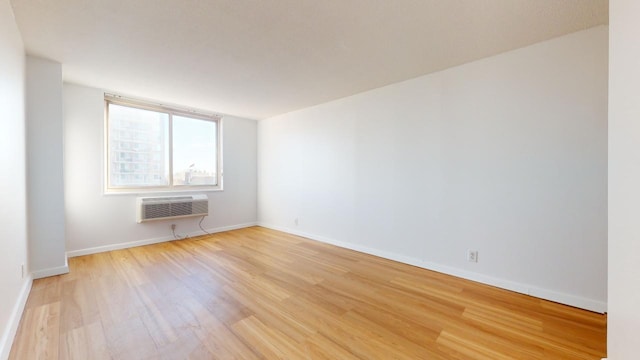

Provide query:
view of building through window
left=108, top=104, right=169, bottom=187
left=107, top=100, right=219, bottom=190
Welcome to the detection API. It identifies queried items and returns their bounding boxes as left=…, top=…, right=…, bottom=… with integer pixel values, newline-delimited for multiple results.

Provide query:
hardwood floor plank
left=232, top=315, right=307, bottom=359
left=104, top=315, right=159, bottom=360
left=300, top=333, right=361, bottom=360
left=9, top=226, right=607, bottom=359
left=83, top=322, right=110, bottom=360
left=437, top=330, right=520, bottom=360
left=171, top=296, right=261, bottom=360
left=223, top=283, right=316, bottom=343
left=10, top=302, right=60, bottom=360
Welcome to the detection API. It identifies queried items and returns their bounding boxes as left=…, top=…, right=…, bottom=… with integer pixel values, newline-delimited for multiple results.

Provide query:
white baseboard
left=0, top=276, right=33, bottom=360
left=31, top=255, right=69, bottom=279
left=258, top=223, right=607, bottom=313
left=66, top=222, right=258, bottom=258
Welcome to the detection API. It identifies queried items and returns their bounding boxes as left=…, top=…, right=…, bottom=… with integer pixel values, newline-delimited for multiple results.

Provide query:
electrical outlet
left=467, top=250, right=478, bottom=263
left=171, top=224, right=176, bottom=231
left=294, top=218, right=299, bottom=226
left=21, top=264, right=24, bottom=279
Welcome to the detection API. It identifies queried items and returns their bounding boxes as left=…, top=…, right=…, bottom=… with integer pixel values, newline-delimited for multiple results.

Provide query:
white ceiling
left=10, top=0, right=608, bottom=120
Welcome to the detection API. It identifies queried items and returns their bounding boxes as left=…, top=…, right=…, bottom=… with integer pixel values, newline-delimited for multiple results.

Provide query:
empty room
left=1, top=0, right=639, bottom=359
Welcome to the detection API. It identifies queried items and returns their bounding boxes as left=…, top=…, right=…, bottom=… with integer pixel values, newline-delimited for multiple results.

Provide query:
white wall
left=608, top=1, right=640, bottom=358
left=0, top=1, right=31, bottom=358
left=258, top=26, right=608, bottom=312
left=63, top=83, right=257, bottom=255
left=26, top=56, right=68, bottom=278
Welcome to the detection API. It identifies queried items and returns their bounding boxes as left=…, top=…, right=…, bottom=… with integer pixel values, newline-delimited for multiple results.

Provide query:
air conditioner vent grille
left=136, top=195, right=208, bottom=223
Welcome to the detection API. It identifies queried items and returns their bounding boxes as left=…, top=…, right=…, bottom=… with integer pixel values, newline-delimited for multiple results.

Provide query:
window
left=105, top=95, right=222, bottom=192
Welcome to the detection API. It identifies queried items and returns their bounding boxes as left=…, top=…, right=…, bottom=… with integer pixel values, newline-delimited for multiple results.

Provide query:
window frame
left=104, top=94, right=223, bottom=194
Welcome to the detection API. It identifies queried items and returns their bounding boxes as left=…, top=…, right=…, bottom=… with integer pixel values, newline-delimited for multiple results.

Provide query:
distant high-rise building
left=109, top=113, right=168, bottom=187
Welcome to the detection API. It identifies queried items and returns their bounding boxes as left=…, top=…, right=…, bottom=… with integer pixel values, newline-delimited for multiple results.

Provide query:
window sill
left=103, top=187, right=223, bottom=196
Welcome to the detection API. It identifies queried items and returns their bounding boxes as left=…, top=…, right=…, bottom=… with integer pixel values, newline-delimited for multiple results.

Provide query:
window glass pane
left=172, top=115, right=217, bottom=186
left=108, top=104, right=169, bottom=187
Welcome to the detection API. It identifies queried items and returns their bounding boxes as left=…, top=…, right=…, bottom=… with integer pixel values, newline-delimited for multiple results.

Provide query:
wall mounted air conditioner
left=136, top=195, right=208, bottom=223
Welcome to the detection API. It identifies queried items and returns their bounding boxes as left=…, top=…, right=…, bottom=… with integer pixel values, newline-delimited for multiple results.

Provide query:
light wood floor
left=10, top=226, right=606, bottom=359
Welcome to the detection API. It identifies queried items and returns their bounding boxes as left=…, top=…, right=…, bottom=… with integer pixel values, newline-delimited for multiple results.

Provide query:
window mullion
left=168, top=113, right=174, bottom=188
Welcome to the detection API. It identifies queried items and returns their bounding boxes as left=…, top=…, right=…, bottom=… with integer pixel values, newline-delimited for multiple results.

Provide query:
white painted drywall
left=0, top=1, right=31, bottom=358
left=608, top=1, right=640, bottom=358
left=258, top=26, right=608, bottom=311
left=25, top=56, right=68, bottom=278
left=63, top=83, right=257, bottom=254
